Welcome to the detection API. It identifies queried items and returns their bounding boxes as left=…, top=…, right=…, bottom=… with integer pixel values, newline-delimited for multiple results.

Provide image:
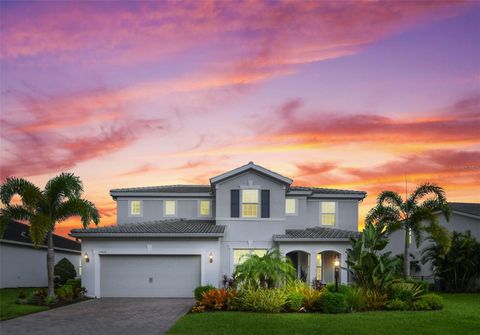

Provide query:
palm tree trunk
left=47, top=231, right=55, bottom=297
left=404, top=227, right=410, bottom=279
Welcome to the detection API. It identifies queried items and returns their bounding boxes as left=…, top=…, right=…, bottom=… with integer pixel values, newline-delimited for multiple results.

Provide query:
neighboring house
left=387, top=202, right=480, bottom=279
left=71, top=162, right=366, bottom=298
left=0, top=220, right=81, bottom=288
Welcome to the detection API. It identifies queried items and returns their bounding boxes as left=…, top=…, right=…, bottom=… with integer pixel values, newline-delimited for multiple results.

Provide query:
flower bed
left=191, top=279, right=443, bottom=314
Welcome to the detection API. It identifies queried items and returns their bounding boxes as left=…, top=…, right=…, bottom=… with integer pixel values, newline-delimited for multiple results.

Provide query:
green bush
left=404, top=279, right=429, bottom=293
left=285, top=292, right=304, bottom=312
left=240, top=288, right=287, bottom=313
left=325, top=283, right=351, bottom=295
left=56, top=284, right=74, bottom=302
left=45, top=295, right=58, bottom=307
left=28, top=288, right=48, bottom=306
left=386, top=298, right=411, bottom=311
left=318, top=291, right=347, bottom=314
left=54, top=258, right=77, bottom=287
left=284, top=280, right=321, bottom=311
left=345, top=286, right=367, bottom=312
left=413, top=294, right=443, bottom=310
left=389, top=282, right=425, bottom=302
left=194, top=285, right=216, bottom=301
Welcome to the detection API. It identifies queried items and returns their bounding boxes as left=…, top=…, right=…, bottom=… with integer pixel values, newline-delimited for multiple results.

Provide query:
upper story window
left=320, top=201, right=336, bottom=226
left=242, top=189, right=259, bottom=218
left=130, top=200, right=142, bottom=216
left=199, top=200, right=211, bottom=216
left=164, top=200, right=176, bottom=216
left=285, top=198, right=297, bottom=215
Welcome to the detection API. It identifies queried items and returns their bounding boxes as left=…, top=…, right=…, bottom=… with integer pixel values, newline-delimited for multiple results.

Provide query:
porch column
left=309, top=252, right=317, bottom=284
left=340, top=249, right=348, bottom=284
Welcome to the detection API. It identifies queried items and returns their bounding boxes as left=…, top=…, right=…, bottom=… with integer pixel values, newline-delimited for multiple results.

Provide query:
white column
left=309, top=251, right=317, bottom=284
left=340, top=248, right=348, bottom=284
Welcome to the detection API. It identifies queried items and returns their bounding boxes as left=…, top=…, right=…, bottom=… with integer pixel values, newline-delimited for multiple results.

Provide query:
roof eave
left=69, top=232, right=225, bottom=238
left=273, top=237, right=352, bottom=242
left=210, top=163, right=292, bottom=186
left=308, top=193, right=366, bottom=200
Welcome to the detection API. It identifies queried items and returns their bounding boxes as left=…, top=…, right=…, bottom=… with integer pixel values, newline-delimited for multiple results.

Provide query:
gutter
left=273, top=237, right=353, bottom=242
left=69, top=232, right=225, bottom=238
left=0, top=239, right=81, bottom=254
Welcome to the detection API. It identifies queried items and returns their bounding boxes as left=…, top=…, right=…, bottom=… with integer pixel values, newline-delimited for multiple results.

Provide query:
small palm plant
left=233, top=248, right=295, bottom=289
left=366, top=183, right=450, bottom=278
left=0, top=173, right=99, bottom=296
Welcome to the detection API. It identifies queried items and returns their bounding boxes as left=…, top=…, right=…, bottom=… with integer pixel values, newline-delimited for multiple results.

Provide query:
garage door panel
left=100, top=255, right=200, bottom=298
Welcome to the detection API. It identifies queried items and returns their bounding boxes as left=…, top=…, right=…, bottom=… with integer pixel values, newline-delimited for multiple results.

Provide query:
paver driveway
left=0, top=298, right=193, bottom=335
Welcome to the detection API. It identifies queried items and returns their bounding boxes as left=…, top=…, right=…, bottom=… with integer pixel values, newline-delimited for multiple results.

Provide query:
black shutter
left=231, top=189, right=240, bottom=218
left=261, top=190, right=270, bottom=218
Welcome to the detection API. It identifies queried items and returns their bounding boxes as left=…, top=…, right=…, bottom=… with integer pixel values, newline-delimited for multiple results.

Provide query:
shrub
left=17, top=289, right=28, bottom=305
left=54, top=258, right=76, bottom=287
left=404, top=279, right=429, bottom=293
left=56, top=284, right=74, bottom=302
left=194, top=285, right=216, bottom=301
left=345, top=286, right=367, bottom=312
left=413, top=294, right=443, bottom=310
left=240, top=288, right=287, bottom=313
left=318, top=291, right=347, bottom=314
left=65, top=278, right=85, bottom=299
left=191, top=305, right=206, bottom=313
left=386, top=298, right=410, bottom=311
left=28, top=288, right=48, bottom=306
left=284, top=280, right=321, bottom=311
left=285, top=292, right=304, bottom=312
left=364, top=289, right=388, bottom=310
left=45, top=295, right=58, bottom=307
left=389, top=282, right=425, bottom=302
left=200, top=288, right=232, bottom=310
left=325, top=283, right=351, bottom=295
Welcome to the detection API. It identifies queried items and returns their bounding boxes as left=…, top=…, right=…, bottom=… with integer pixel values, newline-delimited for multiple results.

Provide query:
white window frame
left=320, top=201, right=337, bottom=226
left=164, top=200, right=177, bottom=217
left=198, top=199, right=211, bottom=217
left=285, top=198, right=298, bottom=216
left=128, top=200, right=143, bottom=217
left=241, top=189, right=259, bottom=218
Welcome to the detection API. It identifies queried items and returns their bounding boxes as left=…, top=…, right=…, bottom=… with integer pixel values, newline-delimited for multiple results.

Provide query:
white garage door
left=100, top=255, right=201, bottom=298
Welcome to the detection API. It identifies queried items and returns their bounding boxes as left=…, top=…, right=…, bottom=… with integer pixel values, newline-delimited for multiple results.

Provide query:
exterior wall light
left=84, top=252, right=90, bottom=263
left=333, top=257, right=340, bottom=267
left=209, top=252, right=214, bottom=263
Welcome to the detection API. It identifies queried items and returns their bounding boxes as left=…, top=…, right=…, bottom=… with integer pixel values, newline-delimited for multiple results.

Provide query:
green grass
left=168, top=294, right=480, bottom=335
left=0, top=288, right=48, bottom=320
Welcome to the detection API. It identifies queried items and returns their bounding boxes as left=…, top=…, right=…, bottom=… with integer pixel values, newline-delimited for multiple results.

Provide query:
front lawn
left=168, top=293, right=480, bottom=335
left=0, top=288, right=48, bottom=320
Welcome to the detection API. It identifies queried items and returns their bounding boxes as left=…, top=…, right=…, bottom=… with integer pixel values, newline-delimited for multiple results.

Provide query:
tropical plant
left=389, top=281, right=425, bottom=302
left=346, top=222, right=400, bottom=292
left=412, top=293, right=443, bottom=310
left=233, top=248, right=295, bottom=289
left=366, top=183, right=450, bottom=278
left=200, top=288, right=233, bottom=310
left=0, top=173, right=99, bottom=296
left=194, top=285, right=216, bottom=301
left=240, top=288, right=287, bottom=313
left=285, top=291, right=304, bottom=312
left=344, top=286, right=367, bottom=312
left=284, top=280, right=321, bottom=311
left=318, top=291, right=348, bottom=314
left=423, top=230, right=480, bottom=292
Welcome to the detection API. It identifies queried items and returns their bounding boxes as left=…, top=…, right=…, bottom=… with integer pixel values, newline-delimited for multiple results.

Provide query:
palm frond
left=55, top=198, right=100, bottom=227
left=377, top=191, right=404, bottom=209
left=407, top=183, right=446, bottom=207
left=0, top=177, right=42, bottom=208
left=365, top=204, right=401, bottom=231
left=29, top=214, right=53, bottom=246
left=44, top=173, right=83, bottom=208
left=0, top=205, right=33, bottom=222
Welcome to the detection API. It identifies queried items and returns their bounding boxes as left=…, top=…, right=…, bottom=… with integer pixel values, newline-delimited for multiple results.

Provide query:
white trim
left=198, top=199, right=211, bottom=217
left=210, top=162, right=292, bottom=185
left=112, top=193, right=213, bottom=198
left=128, top=199, right=143, bottom=217
left=285, top=198, right=298, bottom=216
left=241, top=189, right=260, bottom=218
left=164, top=200, right=177, bottom=217
left=216, top=217, right=285, bottom=221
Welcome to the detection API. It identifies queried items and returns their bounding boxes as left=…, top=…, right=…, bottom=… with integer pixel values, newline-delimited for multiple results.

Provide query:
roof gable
left=210, top=162, right=292, bottom=186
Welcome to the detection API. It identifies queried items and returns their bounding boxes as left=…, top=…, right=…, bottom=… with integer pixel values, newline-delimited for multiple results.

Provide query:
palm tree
left=0, top=173, right=99, bottom=296
left=366, top=183, right=450, bottom=278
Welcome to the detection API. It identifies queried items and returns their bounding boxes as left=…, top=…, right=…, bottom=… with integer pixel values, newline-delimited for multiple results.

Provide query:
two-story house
left=71, top=162, right=366, bottom=298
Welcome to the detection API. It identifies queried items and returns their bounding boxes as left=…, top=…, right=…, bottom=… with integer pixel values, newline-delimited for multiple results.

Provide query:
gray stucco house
left=71, top=162, right=366, bottom=298
left=386, top=202, right=480, bottom=280
left=1, top=220, right=81, bottom=288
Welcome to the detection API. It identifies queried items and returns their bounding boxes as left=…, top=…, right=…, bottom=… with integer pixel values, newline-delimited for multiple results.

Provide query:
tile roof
left=70, top=219, right=225, bottom=237
left=449, top=202, right=480, bottom=218
left=110, top=185, right=212, bottom=193
left=273, top=226, right=359, bottom=241
left=289, top=186, right=366, bottom=195
left=1, top=220, right=81, bottom=251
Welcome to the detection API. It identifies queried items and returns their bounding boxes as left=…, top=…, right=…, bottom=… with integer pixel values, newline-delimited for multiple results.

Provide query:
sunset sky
left=1, top=1, right=479, bottom=238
